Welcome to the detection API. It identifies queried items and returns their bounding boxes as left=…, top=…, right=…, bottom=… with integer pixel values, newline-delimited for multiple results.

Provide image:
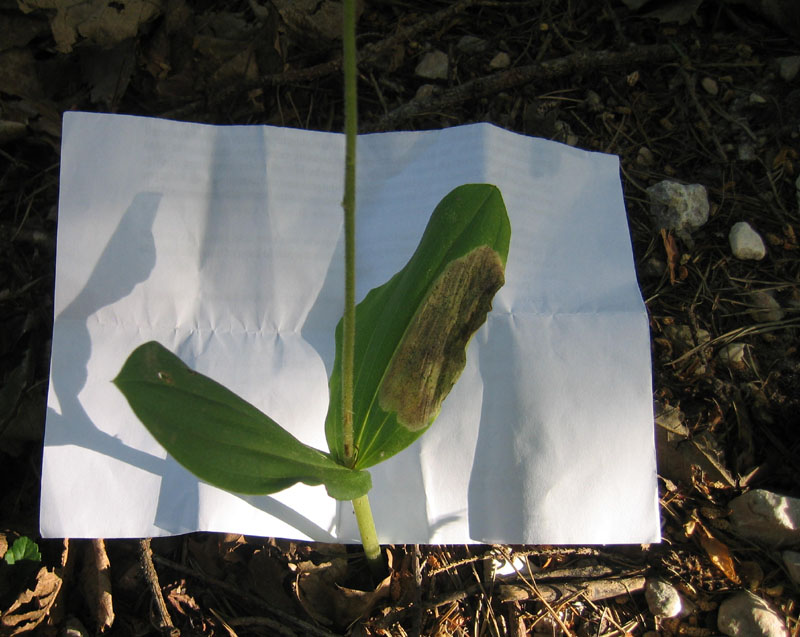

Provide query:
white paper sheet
left=41, top=112, right=660, bottom=544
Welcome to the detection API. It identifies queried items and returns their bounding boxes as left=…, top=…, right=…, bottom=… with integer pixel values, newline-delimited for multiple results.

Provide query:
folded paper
left=42, top=112, right=659, bottom=543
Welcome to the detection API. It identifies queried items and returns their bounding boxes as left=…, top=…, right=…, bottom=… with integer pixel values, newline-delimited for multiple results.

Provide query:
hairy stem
left=342, top=0, right=384, bottom=575
left=341, top=0, right=357, bottom=467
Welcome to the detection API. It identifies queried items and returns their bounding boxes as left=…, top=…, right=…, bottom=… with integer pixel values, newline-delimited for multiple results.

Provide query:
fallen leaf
left=0, top=13, right=49, bottom=51
left=247, top=550, right=295, bottom=613
left=165, top=580, right=201, bottom=616
left=0, top=48, right=43, bottom=100
left=0, top=567, right=62, bottom=635
left=772, top=146, right=798, bottom=174
left=78, top=40, right=136, bottom=108
left=297, top=571, right=391, bottom=629
left=698, top=526, right=739, bottom=584
left=18, top=0, right=164, bottom=53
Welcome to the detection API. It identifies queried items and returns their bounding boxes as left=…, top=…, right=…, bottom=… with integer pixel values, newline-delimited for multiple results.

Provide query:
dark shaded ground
left=1, top=0, right=799, bottom=634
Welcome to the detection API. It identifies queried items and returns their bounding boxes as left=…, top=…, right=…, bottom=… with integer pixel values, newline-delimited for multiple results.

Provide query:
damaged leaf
left=378, top=245, right=505, bottom=431
left=326, top=184, right=510, bottom=468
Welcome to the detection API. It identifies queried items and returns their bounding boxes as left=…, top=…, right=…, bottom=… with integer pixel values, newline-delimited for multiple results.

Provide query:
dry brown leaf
left=295, top=558, right=390, bottom=629
left=17, top=0, right=164, bottom=53
left=772, top=146, right=797, bottom=174
left=0, top=567, right=62, bottom=636
left=218, top=533, right=246, bottom=564
left=660, top=228, right=680, bottom=285
left=187, top=535, right=226, bottom=577
left=165, top=580, right=201, bottom=616
left=698, top=528, right=739, bottom=584
left=0, top=48, right=44, bottom=100
left=81, top=539, right=114, bottom=633
left=247, top=550, right=295, bottom=613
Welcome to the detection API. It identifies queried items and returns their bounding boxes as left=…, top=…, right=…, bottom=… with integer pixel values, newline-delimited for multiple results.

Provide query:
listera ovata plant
left=113, top=0, right=511, bottom=571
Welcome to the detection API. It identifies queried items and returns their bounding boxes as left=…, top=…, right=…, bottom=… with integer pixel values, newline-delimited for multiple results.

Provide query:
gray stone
left=729, top=222, right=766, bottom=260
left=415, top=50, right=449, bottom=80
left=646, top=180, right=709, bottom=239
left=778, top=56, right=800, bottom=81
left=782, top=550, right=800, bottom=585
left=718, top=591, right=788, bottom=637
left=645, top=578, right=682, bottom=617
left=728, top=489, right=800, bottom=547
left=456, top=35, right=487, bottom=54
left=749, top=291, right=784, bottom=323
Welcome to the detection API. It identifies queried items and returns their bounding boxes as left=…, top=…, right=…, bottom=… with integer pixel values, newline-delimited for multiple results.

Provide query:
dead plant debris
left=1, top=0, right=799, bottom=635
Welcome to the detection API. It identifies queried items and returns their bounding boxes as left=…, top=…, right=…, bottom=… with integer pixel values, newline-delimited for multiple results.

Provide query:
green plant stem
left=342, top=0, right=384, bottom=575
left=341, top=0, right=357, bottom=467
left=352, top=494, right=382, bottom=573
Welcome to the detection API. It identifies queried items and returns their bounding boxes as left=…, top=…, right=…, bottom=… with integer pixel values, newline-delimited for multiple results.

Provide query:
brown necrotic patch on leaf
left=378, top=245, right=505, bottom=431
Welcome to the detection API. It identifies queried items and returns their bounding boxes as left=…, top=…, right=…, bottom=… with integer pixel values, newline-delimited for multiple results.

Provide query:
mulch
left=1, top=0, right=799, bottom=635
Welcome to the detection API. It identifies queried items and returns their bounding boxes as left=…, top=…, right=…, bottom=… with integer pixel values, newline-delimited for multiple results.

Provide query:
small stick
left=138, top=539, right=179, bottom=637
left=365, top=45, right=679, bottom=131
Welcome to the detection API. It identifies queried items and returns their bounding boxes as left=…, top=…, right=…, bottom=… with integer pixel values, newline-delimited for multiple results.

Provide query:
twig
left=180, top=0, right=483, bottom=117
left=364, top=44, right=679, bottom=131
left=139, top=539, right=179, bottom=637
left=497, top=576, right=646, bottom=603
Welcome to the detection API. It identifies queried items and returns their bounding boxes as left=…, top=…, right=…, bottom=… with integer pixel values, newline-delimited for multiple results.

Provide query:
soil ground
left=1, top=0, right=799, bottom=635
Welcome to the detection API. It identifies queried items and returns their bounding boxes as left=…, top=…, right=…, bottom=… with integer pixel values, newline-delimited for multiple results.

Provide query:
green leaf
left=4, top=537, right=41, bottom=565
left=326, top=184, right=511, bottom=469
left=114, top=342, right=371, bottom=500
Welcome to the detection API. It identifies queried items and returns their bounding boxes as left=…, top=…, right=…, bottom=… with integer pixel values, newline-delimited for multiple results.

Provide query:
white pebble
left=718, top=591, right=788, bottom=637
left=718, top=343, right=747, bottom=369
left=729, top=489, right=800, bottom=546
left=729, top=222, right=766, bottom=260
